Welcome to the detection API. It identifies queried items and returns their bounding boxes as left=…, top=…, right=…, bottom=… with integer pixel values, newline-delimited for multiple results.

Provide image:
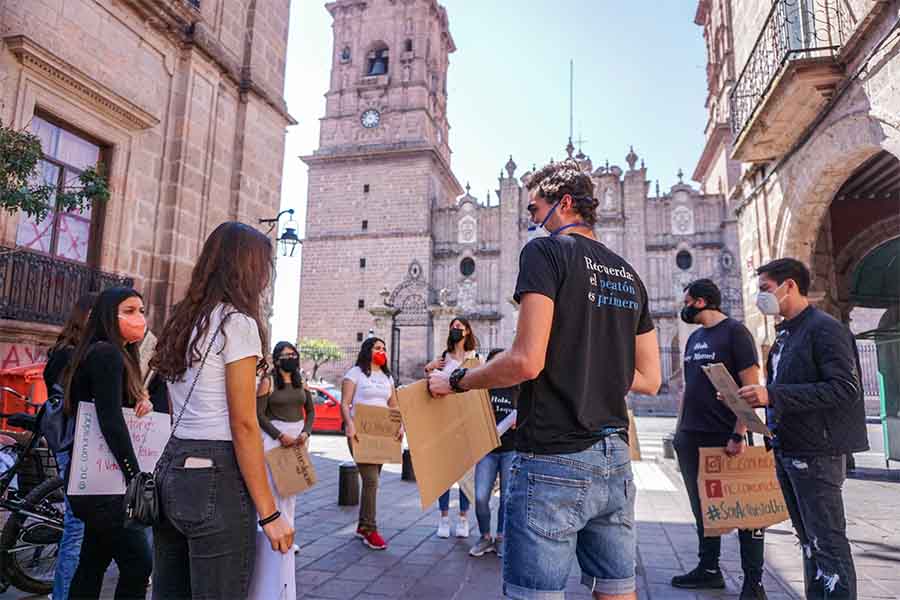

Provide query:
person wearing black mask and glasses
left=671, top=279, right=767, bottom=600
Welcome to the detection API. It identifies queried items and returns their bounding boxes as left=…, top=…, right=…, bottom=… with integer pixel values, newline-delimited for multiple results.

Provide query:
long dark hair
left=271, top=341, right=302, bottom=390
left=150, top=222, right=272, bottom=380
left=444, top=317, right=477, bottom=356
left=63, top=287, right=144, bottom=415
left=354, top=337, right=392, bottom=379
left=50, top=291, right=98, bottom=355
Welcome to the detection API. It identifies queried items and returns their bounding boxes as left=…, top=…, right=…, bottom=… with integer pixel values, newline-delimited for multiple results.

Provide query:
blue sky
left=271, top=1, right=709, bottom=343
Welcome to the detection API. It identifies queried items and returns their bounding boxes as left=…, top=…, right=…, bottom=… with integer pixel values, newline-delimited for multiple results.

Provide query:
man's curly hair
left=526, top=159, right=598, bottom=226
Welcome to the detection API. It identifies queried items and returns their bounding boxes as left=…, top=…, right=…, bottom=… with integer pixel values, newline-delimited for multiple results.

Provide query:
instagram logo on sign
left=705, top=455, right=723, bottom=474
left=705, top=480, right=724, bottom=499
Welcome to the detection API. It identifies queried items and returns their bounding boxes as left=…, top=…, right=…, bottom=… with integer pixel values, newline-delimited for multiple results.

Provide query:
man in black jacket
left=738, top=258, right=868, bottom=600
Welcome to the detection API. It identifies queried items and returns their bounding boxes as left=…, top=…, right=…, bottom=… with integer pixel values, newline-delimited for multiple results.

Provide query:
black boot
left=740, top=577, right=768, bottom=600
left=671, top=565, right=726, bottom=589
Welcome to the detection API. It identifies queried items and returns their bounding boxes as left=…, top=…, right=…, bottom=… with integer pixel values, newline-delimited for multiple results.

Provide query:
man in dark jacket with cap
left=738, top=258, right=868, bottom=600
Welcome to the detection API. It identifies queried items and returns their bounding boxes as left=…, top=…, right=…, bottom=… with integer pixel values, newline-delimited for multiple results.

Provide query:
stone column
left=429, top=304, right=460, bottom=360
left=368, top=306, right=399, bottom=346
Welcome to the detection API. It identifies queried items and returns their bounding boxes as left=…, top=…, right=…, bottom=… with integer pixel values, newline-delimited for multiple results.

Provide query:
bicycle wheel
left=0, top=476, right=64, bottom=594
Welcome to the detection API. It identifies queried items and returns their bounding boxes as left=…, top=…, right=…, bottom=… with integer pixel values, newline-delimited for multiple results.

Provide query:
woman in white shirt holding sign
left=341, top=337, right=400, bottom=551
left=150, top=222, right=294, bottom=599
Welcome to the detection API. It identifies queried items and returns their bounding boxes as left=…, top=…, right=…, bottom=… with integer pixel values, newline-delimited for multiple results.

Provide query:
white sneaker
left=437, top=516, right=451, bottom=538
left=456, top=515, right=470, bottom=538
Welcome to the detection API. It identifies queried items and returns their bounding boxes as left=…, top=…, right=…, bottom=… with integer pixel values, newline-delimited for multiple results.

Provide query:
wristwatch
left=449, top=367, right=468, bottom=393
left=729, top=433, right=745, bottom=444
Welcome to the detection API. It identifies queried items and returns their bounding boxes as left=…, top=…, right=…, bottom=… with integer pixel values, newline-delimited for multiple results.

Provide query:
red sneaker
left=361, top=529, right=387, bottom=550
left=355, top=527, right=365, bottom=539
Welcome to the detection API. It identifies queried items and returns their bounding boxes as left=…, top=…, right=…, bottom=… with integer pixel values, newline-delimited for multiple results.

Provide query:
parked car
left=309, top=383, right=343, bottom=433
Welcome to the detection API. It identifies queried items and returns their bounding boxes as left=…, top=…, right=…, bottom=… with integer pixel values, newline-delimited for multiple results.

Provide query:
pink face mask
left=118, top=313, right=147, bottom=344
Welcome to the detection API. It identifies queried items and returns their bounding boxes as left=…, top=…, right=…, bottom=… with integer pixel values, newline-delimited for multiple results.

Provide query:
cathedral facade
left=299, top=0, right=743, bottom=412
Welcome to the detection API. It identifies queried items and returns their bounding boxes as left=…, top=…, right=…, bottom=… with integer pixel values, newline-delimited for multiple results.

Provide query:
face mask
left=756, top=283, right=785, bottom=316
left=279, top=357, right=300, bottom=372
left=118, top=313, right=146, bottom=344
left=527, top=198, right=560, bottom=236
left=448, top=329, right=465, bottom=344
left=680, top=304, right=703, bottom=325
left=372, top=351, right=387, bottom=367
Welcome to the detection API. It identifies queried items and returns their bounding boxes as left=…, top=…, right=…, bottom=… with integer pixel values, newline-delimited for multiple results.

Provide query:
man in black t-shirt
left=429, top=159, right=660, bottom=600
left=671, top=279, right=766, bottom=600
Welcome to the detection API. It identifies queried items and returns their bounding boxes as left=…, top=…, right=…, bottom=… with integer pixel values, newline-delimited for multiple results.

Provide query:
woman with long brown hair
left=424, top=317, right=480, bottom=538
left=149, top=222, right=294, bottom=599
left=43, top=291, right=97, bottom=600
left=63, top=286, right=154, bottom=599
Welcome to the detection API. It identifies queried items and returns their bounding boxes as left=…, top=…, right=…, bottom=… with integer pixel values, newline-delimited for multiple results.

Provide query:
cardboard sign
left=698, top=447, right=789, bottom=535
left=67, top=402, right=170, bottom=495
left=627, top=409, right=641, bottom=461
left=397, top=380, right=500, bottom=509
left=351, top=404, right=402, bottom=464
left=265, top=443, right=317, bottom=496
left=701, top=363, right=772, bottom=436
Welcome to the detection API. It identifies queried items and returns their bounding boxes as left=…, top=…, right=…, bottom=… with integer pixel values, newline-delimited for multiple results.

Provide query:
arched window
left=676, top=250, right=693, bottom=271
left=460, top=257, right=475, bottom=278
left=366, top=46, right=389, bottom=76
left=404, top=39, right=413, bottom=52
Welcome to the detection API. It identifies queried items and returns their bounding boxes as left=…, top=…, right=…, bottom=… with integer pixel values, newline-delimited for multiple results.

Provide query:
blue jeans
left=474, top=451, right=514, bottom=537
left=502, top=435, right=636, bottom=599
left=53, top=450, right=85, bottom=600
left=438, top=488, right=470, bottom=513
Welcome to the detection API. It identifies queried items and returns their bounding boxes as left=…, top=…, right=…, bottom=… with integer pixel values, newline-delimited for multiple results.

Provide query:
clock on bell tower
left=318, top=0, right=454, bottom=162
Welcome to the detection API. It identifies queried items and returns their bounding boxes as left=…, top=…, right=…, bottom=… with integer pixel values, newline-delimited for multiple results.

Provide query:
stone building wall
left=0, top=0, right=293, bottom=367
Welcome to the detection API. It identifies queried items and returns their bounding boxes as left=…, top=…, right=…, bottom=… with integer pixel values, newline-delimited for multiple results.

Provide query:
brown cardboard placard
left=265, top=443, right=318, bottom=497
left=350, top=404, right=403, bottom=464
left=698, top=446, right=789, bottom=535
left=397, top=380, right=500, bottom=509
left=701, top=363, right=772, bottom=436
left=627, top=409, right=642, bottom=461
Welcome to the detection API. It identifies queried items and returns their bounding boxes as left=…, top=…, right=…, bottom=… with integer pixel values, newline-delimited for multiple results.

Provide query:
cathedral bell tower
left=299, top=0, right=463, bottom=384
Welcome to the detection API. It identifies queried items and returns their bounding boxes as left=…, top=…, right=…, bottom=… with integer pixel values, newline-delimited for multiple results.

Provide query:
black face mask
left=680, top=304, right=703, bottom=325
left=279, top=357, right=300, bottom=372
left=448, top=329, right=465, bottom=344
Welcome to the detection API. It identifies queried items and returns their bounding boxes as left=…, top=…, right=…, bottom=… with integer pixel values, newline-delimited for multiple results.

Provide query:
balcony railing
left=0, top=248, right=134, bottom=326
left=730, top=0, right=850, bottom=140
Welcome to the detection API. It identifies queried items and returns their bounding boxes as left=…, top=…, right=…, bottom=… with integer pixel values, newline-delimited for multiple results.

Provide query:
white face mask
left=756, top=282, right=785, bottom=316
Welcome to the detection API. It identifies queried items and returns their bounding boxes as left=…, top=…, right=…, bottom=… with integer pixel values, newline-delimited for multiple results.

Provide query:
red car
left=309, top=384, right=344, bottom=433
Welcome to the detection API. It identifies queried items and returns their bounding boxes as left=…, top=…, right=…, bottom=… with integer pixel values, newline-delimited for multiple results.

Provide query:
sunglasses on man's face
left=526, top=204, right=539, bottom=216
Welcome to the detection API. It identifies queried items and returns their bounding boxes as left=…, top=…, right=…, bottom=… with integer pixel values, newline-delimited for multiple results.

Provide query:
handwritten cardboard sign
left=265, top=443, right=317, bottom=496
left=698, top=446, right=789, bottom=535
left=701, top=363, right=772, bottom=436
left=397, top=381, right=500, bottom=509
left=351, top=404, right=402, bottom=464
left=67, top=402, right=170, bottom=496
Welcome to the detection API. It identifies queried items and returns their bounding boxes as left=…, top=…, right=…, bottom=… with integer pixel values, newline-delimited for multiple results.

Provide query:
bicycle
left=0, top=385, right=65, bottom=595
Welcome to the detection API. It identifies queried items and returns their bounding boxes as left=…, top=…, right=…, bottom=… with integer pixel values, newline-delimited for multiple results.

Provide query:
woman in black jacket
left=62, top=287, right=153, bottom=600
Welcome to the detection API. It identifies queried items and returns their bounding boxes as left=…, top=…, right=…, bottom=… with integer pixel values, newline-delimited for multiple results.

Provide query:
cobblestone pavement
left=2, top=418, right=897, bottom=599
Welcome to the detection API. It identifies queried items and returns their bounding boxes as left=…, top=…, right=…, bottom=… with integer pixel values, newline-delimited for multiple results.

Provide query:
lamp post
left=259, top=208, right=301, bottom=256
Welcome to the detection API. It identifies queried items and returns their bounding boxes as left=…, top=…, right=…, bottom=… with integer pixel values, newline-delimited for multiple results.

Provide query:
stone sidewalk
left=3, top=418, right=898, bottom=599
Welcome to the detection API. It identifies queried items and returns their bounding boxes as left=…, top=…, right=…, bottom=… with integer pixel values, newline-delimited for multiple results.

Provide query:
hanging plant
left=0, top=120, right=110, bottom=223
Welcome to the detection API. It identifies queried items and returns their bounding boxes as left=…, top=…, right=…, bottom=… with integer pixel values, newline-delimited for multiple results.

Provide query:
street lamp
left=259, top=208, right=302, bottom=257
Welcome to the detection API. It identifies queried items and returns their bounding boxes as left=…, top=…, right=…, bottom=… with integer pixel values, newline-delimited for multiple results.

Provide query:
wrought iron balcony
left=730, top=0, right=850, bottom=162
left=0, top=248, right=134, bottom=326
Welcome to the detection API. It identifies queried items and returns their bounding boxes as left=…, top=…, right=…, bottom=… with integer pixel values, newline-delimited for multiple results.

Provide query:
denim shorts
left=502, top=435, right=636, bottom=599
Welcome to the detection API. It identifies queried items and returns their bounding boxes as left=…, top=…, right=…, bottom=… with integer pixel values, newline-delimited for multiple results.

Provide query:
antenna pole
left=569, top=60, right=574, bottom=142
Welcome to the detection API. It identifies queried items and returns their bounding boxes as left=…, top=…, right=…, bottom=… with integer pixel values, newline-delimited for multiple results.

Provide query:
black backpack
left=42, top=383, right=75, bottom=455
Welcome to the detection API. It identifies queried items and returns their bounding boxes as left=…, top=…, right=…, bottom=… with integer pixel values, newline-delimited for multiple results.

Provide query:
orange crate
left=0, top=363, right=47, bottom=431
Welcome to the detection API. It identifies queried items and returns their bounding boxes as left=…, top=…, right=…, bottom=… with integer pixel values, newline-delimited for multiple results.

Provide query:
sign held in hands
left=698, top=446, right=789, bottom=535
left=265, top=443, right=317, bottom=496
left=351, top=404, right=403, bottom=465
left=701, top=363, right=771, bottom=436
left=67, top=402, right=170, bottom=496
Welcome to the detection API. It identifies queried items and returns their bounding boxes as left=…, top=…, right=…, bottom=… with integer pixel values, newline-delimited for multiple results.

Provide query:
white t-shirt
left=169, top=304, right=263, bottom=441
left=343, top=366, right=394, bottom=414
